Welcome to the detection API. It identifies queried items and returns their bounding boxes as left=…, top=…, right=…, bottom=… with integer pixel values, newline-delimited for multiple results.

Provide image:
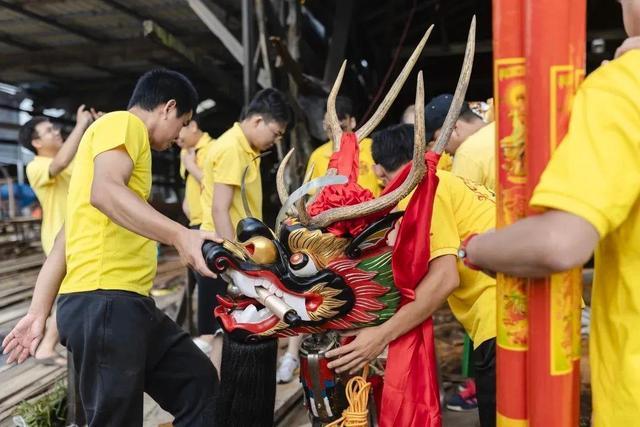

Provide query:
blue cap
left=424, top=94, right=472, bottom=141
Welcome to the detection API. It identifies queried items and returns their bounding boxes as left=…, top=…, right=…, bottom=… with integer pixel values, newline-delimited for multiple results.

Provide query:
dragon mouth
left=217, top=269, right=311, bottom=329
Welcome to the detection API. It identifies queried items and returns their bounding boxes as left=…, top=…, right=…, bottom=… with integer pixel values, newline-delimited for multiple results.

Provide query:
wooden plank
left=0, top=368, right=66, bottom=421
left=322, top=1, right=354, bottom=84
left=0, top=283, right=33, bottom=300
left=142, top=20, right=241, bottom=103
left=0, top=290, right=32, bottom=309
left=0, top=254, right=43, bottom=275
left=187, top=0, right=244, bottom=65
left=0, top=301, right=30, bottom=326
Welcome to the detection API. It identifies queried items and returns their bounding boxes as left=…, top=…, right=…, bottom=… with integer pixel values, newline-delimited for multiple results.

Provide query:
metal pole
left=242, top=0, right=256, bottom=106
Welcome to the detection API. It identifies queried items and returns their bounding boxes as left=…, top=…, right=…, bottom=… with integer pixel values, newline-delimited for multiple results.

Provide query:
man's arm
left=212, top=183, right=236, bottom=241
left=90, top=147, right=218, bottom=277
left=326, top=255, right=460, bottom=374
left=181, top=149, right=204, bottom=183
left=48, top=105, right=94, bottom=177
left=2, top=227, right=66, bottom=363
left=466, top=210, right=599, bottom=277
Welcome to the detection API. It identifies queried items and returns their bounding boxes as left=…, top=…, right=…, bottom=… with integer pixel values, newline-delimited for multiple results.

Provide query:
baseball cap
left=424, top=94, right=471, bottom=141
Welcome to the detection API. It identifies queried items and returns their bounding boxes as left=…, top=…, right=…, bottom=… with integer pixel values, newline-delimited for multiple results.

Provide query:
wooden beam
left=0, top=39, right=168, bottom=70
left=99, top=0, right=181, bottom=37
left=0, top=0, right=105, bottom=42
left=143, top=20, right=241, bottom=104
left=323, top=1, right=354, bottom=84
left=187, top=0, right=244, bottom=65
left=242, top=0, right=256, bottom=104
left=255, top=0, right=273, bottom=88
left=0, top=32, right=40, bottom=50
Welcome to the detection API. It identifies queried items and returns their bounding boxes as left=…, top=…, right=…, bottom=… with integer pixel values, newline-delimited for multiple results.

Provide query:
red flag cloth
left=306, top=133, right=377, bottom=237
left=379, top=151, right=442, bottom=427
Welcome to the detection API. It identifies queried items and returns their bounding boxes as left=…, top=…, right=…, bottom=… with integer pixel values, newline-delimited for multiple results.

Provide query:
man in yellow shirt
left=426, top=94, right=496, bottom=190
left=305, top=96, right=382, bottom=197
left=462, top=14, right=640, bottom=426
left=21, top=106, right=96, bottom=255
left=177, top=115, right=213, bottom=227
left=327, top=124, right=498, bottom=427
left=3, top=70, right=220, bottom=426
left=177, top=116, right=216, bottom=352
left=19, top=105, right=97, bottom=365
left=199, top=88, right=292, bottom=371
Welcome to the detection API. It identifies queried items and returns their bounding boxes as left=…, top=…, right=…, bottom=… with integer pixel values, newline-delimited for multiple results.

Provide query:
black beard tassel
left=215, top=334, right=278, bottom=426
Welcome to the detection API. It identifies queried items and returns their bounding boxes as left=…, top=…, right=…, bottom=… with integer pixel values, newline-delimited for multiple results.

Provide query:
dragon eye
left=289, top=252, right=319, bottom=277
left=240, top=236, right=277, bottom=265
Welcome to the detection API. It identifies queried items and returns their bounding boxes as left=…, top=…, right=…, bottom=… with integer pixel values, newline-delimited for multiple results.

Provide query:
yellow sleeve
left=429, top=180, right=460, bottom=260
left=306, top=145, right=329, bottom=180
left=196, top=143, right=209, bottom=167
left=211, top=144, right=244, bottom=187
left=90, top=113, right=144, bottom=162
left=179, top=149, right=187, bottom=180
left=26, top=158, right=53, bottom=189
left=451, top=152, right=484, bottom=184
left=531, top=58, right=640, bottom=237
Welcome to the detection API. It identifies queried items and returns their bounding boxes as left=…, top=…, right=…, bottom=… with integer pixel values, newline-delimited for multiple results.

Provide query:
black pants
left=473, top=338, right=496, bottom=427
left=196, top=273, right=227, bottom=335
left=57, top=290, right=218, bottom=426
left=191, top=224, right=226, bottom=335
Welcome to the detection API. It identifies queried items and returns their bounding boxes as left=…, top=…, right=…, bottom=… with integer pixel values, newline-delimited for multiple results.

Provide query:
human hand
left=615, top=36, right=640, bottom=59
left=76, top=104, right=94, bottom=128
left=181, top=148, right=197, bottom=167
left=173, top=228, right=223, bottom=278
left=325, top=327, right=390, bottom=374
left=2, top=312, right=47, bottom=364
left=90, top=108, right=104, bottom=120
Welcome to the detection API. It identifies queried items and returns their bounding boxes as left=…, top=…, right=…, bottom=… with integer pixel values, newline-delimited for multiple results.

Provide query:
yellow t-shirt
left=60, top=111, right=156, bottom=296
left=437, top=152, right=453, bottom=171
left=530, top=51, right=640, bottom=427
left=451, top=121, right=496, bottom=191
left=306, top=138, right=382, bottom=197
left=180, top=132, right=213, bottom=226
left=26, top=157, right=72, bottom=255
left=398, top=170, right=496, bottom=348
left=200, top=123, right=262, bottom=232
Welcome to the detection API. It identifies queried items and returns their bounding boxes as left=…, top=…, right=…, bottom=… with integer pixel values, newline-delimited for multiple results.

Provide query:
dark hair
left=18, top=116, right=49, bottom=154
left=458, top=102, right=482, bottom=123
left=127, top=69, right=198, bottom=117
left=189, top=113, right=204, bottom=128
left=325, top=95, right=353, bottom=121
left=240, top=88, right=293, bottom=126
left=371, top=124, right=417, bottom=172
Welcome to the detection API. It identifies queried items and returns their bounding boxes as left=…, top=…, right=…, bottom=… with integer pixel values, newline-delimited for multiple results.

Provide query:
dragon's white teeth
left=282, top=292, right=311, bottom=321
left=228, top=270, right=258, bottom=298
left=257, top=307, right=272, bottom=320
left=235, top=304, right=258, bottom=323
left=228, top=270, right=311, bottom=322
left=232, top=305, right=273, bottom=324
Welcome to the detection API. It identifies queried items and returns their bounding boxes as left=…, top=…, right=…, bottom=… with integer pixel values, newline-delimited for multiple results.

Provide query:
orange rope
left=326, top=365, right=371, bottom=427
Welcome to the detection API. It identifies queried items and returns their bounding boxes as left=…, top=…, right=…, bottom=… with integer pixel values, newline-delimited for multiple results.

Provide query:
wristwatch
left=458, top=233, right=482, bottom=271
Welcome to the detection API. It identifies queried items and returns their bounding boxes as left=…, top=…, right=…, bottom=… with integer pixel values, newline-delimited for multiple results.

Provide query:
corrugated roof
left=0, top=0, right=241, bottom=106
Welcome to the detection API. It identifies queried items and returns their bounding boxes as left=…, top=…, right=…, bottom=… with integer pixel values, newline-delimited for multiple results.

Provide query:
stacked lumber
left=0, top=252, right=187, bottom=425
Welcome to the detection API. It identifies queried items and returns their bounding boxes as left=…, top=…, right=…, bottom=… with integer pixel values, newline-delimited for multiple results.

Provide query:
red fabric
left=379, top=151, right=442, bottom=427
left=306, top=133, right=377, bottom=237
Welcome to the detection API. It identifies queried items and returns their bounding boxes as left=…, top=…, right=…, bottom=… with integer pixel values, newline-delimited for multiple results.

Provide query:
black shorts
left=57, top=290, right=218, bottom=426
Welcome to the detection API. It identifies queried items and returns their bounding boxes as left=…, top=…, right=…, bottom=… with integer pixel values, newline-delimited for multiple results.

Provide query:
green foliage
left=13, top=382, right=67, bottom=427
